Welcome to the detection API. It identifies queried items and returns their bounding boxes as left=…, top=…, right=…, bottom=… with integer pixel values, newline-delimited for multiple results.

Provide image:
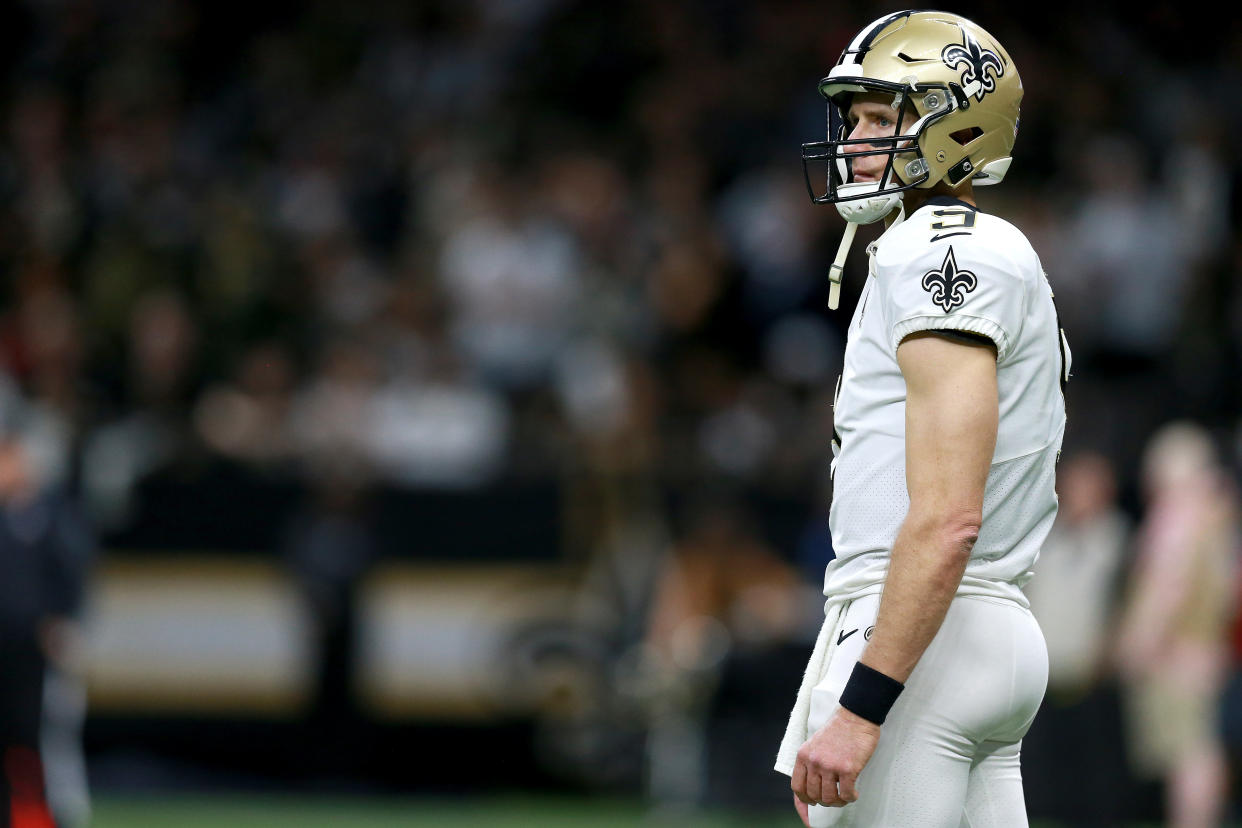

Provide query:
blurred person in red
left=0, top=390, right=95, bottom=828
left=1022, top=449, right=1133, bottom=826
left=1114, top=421, right=1241, bottom=828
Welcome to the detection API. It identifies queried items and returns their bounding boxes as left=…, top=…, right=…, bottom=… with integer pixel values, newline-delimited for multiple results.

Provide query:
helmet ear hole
left=951, top=127, right=983, bottom=145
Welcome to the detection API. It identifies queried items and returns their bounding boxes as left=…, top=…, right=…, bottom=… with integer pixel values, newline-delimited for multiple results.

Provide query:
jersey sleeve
left=882, top=239, right=1025, bottom=362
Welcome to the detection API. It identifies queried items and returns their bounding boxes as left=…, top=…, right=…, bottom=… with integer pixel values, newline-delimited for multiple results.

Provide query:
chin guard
left=834, top=184, right=904, bottom=225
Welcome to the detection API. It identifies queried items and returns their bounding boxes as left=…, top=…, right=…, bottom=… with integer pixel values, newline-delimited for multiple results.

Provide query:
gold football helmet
left=803, top=10, right=1022, bottom=223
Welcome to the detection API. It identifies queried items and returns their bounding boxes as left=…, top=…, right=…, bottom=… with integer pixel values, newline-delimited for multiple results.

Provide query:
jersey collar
left=922, top=195, right=977, bottom=211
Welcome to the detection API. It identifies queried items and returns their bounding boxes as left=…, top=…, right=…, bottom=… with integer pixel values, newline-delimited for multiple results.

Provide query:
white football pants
left=806, top=593, right=1048, bottom=828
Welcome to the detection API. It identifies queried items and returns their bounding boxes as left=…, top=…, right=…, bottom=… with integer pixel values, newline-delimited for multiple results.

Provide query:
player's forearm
left=862, top=333, right=994, bottom=687
left=859, top=513, right=976, bottom=683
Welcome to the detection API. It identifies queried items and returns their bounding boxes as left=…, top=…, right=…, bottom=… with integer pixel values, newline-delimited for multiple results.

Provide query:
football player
left=774, top=11, right=1069, bottom=827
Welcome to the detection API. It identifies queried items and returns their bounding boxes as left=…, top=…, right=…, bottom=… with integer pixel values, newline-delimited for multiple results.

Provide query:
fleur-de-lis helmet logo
left=922, top=247, right=977, bottom=313
left=941, top=31, right=1005, bottom=102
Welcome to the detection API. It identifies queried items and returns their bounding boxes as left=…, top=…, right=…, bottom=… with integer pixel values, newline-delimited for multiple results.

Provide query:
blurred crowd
left=0, top=0, right=1233, bottom=531
left=2, top=0, right=1242, bottom=824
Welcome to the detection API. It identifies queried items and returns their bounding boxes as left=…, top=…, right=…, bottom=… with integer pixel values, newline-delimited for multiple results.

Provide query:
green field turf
left=90, top=794, right=790, bottom=827
left=88, top=793, right=1191, bottom=828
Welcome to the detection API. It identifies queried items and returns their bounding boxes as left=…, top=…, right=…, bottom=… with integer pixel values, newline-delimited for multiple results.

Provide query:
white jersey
left=824, top=195, right=1069, bottom=608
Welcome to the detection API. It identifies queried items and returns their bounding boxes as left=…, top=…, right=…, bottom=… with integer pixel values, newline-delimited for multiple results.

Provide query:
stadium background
left=2, top=0, right=1241, bottom=825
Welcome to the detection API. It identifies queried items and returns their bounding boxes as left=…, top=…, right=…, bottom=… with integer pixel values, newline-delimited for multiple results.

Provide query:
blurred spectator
left=1114, top=421, right=1241, bottom=828
left=637, top=491, right=803, bottom=812
left=0, top=388, right=96, bottom=828
left=193, top=339, right=299, bottom=471
left=124, top=288, right=200, bottom=416
left=715, top=158, right=820, bottom=326
left=366, top=346, right=510, bottom=489
left=280, top=469, right=377, bottom=777
left=437, top=171, right=582, bottom=392
left=1022, top=449, right=1134, bottom=826
left=1029, top=451, right=1132, bottom=695
left=287, top=334, right=380, bottom=488
left=1222, top=567, right=1242, bottom=824
left=79, top=287, right=200, bottom=532
left=8, top=281, right=87, bottom=430
left=1064, top=135, right=1188, bottom=364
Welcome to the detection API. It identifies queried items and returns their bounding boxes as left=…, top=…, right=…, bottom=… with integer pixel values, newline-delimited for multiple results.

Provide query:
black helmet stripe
left=839, top=10, right=914, bottom=65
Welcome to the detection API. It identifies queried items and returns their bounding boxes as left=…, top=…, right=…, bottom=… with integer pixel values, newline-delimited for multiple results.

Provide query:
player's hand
left=791, top=707, right=880, bottom=809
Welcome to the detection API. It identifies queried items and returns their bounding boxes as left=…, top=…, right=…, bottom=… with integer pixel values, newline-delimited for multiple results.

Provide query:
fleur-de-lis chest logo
left=921, top=247, right=977, bottom=312
left=941, top=31, right=1004, bottom=102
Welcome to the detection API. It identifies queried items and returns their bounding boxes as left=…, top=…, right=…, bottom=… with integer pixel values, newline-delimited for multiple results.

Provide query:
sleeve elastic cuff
left=892, top=314, right=1011, bottom=361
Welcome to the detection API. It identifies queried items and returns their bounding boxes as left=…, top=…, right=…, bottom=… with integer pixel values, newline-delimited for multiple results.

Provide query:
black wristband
left=838, top=662, right=904, bottom=725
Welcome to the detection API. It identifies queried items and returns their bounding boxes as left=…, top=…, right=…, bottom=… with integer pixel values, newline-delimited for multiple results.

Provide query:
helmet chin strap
left=826, top=221, right=857, bottom=310
left=827, top=184, right=906, bottom=309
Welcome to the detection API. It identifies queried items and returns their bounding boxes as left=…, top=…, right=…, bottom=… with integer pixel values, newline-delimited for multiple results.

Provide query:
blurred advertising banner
left=83, top=558, right=315, bottom=715
left=82, top=557, right=578, bottom=720
left=355, top=564, right=580, bottom=719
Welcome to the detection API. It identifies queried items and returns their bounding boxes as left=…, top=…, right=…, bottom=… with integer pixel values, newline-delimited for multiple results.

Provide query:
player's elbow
left=909, top=507, right=982, bottom=561
left=948, top=519, right=981, bottom=560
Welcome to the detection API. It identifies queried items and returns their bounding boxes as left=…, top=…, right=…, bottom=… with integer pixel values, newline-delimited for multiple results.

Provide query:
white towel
left=774, top=597, right=848, bottom=776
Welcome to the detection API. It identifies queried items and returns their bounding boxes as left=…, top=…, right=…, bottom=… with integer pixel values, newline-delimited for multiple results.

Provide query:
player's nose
left=843, top=125, right=867, bottom=154
left=844, top=123, right=881, bottom=154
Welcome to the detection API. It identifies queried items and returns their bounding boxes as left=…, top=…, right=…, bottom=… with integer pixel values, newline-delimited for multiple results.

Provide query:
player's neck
left=903, top=183, right=976, bottom=214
